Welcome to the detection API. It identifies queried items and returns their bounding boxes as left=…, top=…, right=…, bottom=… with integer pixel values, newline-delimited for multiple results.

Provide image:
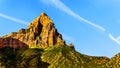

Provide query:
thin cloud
left=108, top=33, right=120, bottom=45
left=40, top=0, right=106, bottom=32
left=0, top=13, right=28, bottom=25
left=117, top=36, right=120, bottom=41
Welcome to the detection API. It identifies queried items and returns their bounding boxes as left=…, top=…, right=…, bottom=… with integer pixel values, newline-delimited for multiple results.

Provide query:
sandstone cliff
left=0, top=37, right=28, bottom=48
left=2, top=13, right=65, bottom=48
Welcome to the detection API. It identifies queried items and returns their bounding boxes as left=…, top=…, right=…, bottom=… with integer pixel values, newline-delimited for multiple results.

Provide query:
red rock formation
left=0, top=37, right=28, bottom=48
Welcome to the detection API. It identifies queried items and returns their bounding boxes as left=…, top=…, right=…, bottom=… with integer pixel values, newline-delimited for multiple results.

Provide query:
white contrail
left=0, top=13, right=28, bottom=25
left=108, top=33, right=120, bottom=45
left=40, top=0, right=106, bottom=32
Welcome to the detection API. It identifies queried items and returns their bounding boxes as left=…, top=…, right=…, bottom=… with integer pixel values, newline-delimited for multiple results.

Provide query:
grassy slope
left=105, top=53, right=120, bottom=68
left=0, top=47, right=49, bottom=68
left=41, top=45, right=110, bottom=68
left=2, top=45, right=120, bottom=68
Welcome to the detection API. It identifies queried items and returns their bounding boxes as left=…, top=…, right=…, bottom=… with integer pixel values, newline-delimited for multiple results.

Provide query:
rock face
left=2, top=13, right=65, bottom=48
left=0, top=37, right=28, bottom=48
left=68, top=43, right=75, bottom=49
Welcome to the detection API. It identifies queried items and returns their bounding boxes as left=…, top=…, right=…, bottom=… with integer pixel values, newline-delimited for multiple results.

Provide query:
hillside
left=41, top=45, right=110, bottom=68
left=0, top=12, right=119, bottom=68
left=104, top=53, right=120, bottom=68
left=0, top=47, right=48, bottom=68
left=0, top=45, right=110, bottom=68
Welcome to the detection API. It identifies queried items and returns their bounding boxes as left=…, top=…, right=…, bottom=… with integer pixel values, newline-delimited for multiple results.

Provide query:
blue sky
left=0, top=0, right=120, bottom=58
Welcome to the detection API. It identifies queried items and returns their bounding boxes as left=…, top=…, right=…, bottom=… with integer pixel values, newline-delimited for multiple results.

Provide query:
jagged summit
left=28, top=12, right=53, bottom=36
left=41, top=12, right=48, bottom=16
left=28, top=12, right=52, bottom=29
left=2, top=12, right=65, bottom=48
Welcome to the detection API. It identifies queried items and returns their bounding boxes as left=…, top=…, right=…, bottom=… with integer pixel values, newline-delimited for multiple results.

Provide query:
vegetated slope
left=0, top=47, right=49, bottom=68
left=41, top=45, right=110, bottom=68
left=105, top=53, right=120, bottom=68
left=0, top=45, right=110, bottom=68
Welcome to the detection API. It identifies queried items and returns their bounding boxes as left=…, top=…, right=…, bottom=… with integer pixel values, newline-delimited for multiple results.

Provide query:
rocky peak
left=28, top=12, right=52, bottom=28
left=40, top=12, right=52, bottom=26
left=28, top=12, right=53, bottom=37
left=2, top=12, right=65, bottom=48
